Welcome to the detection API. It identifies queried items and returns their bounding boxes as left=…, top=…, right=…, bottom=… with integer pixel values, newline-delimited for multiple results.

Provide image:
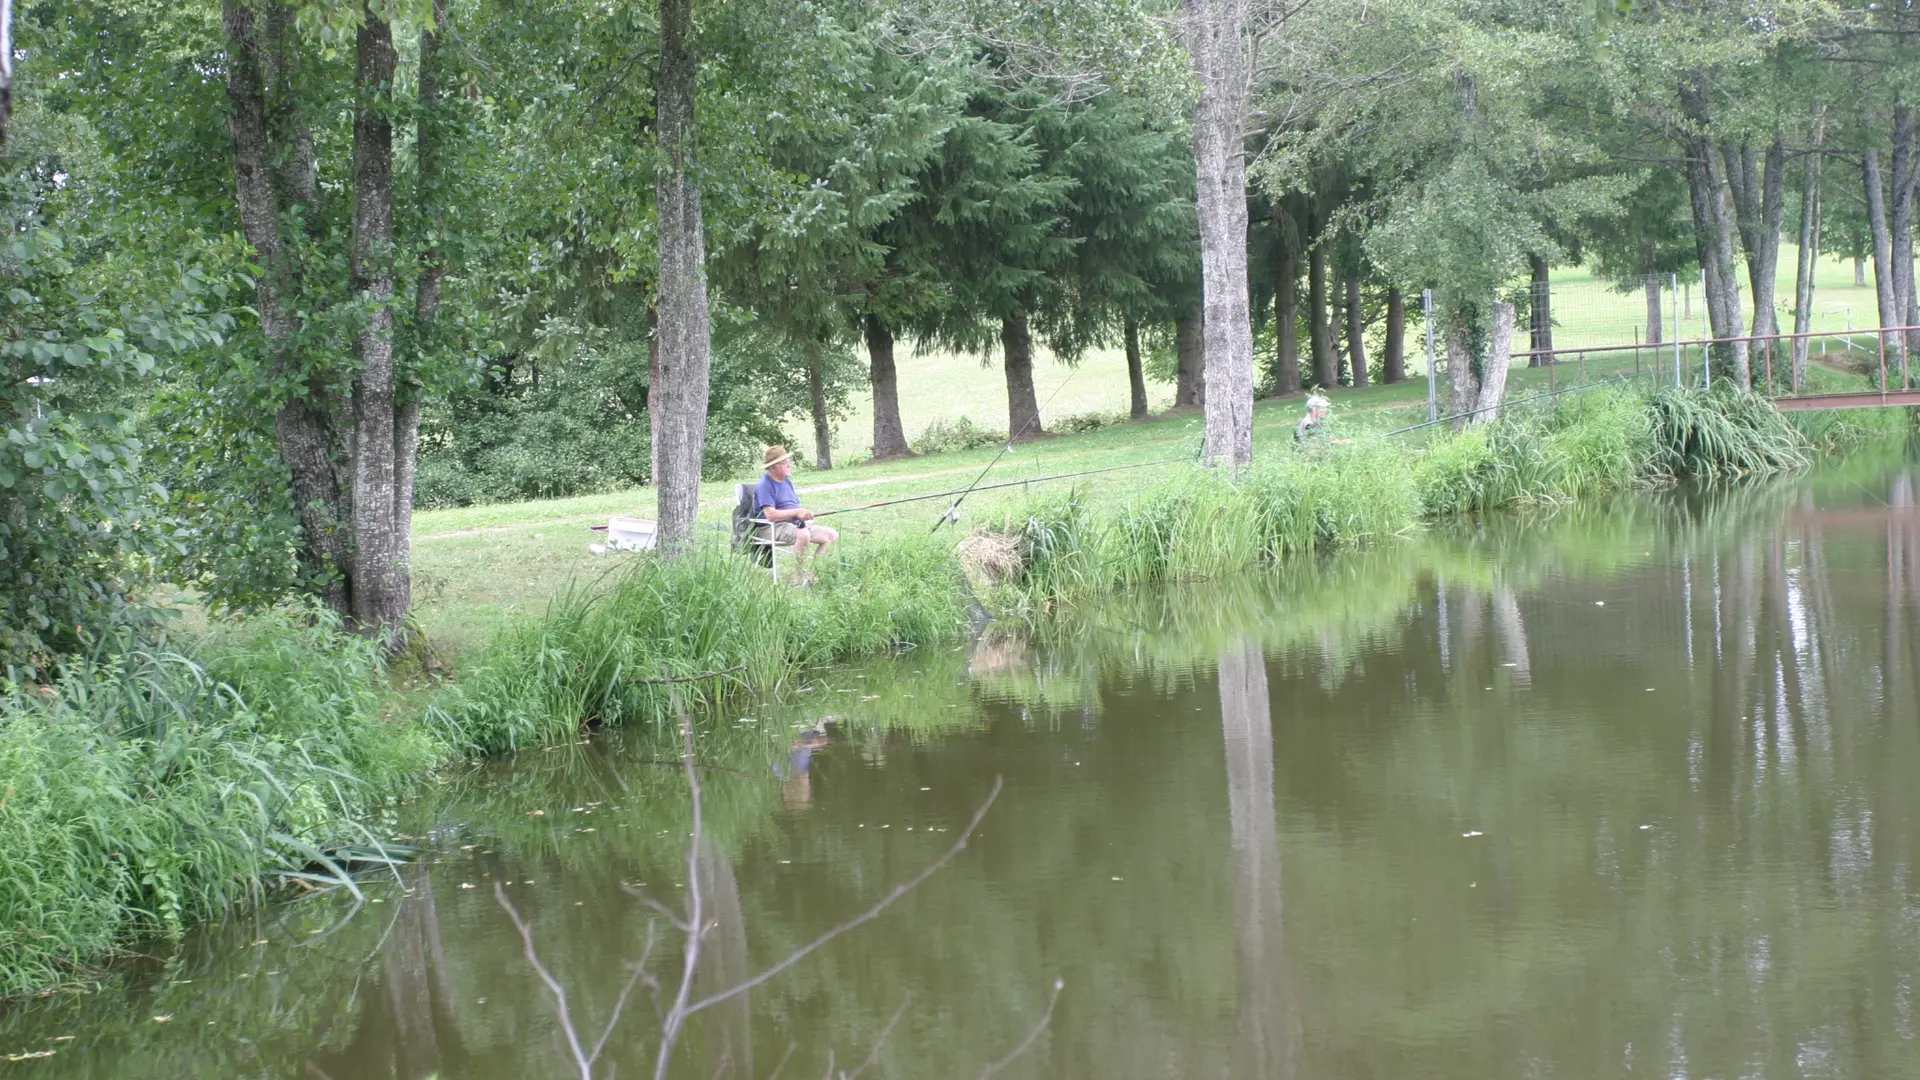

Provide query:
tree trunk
left=1273, top=237, right=1301, bottom=395
left=1218, top=639, right=1292, bottom=1080
left=1865, top=143, right=1909, bottom=381
left=1307, top=238, right=1336, bottom=389
left=1383, top=287, right=1406, bottom=383
left=1175, top=311, right=1205, bottom=407
left=864, top=314, right=911, bottom=458
left=1527, top=252, right=1552, bottom=367
left=1725, top=137, right=1787, bottom=380
left=1344, top=272, right=1368, bottom=388
left=1183, top=0, right=1256, bottom=471
left=347, top=4, right=404, bottom=639
left=0, top=0, right=13, bottom=148
left=1683, top=125, right=1750, bottom=385
left=1124, top=313, right=1149, bottom=420
left=646, top=301, right=660, bottom=482
left=1856, top=257, right=1866, bottom=287
left=394, top=0, right=448, bottom=620
left=807, top=343, right=832, bottom=470
left=1645, top=274, right=1664, bottom=348
left=1446, top=300, right=1514, bottom=431
left=1000, top=314, right=1043, bottom=440
left=1891, top=104, right=1917, bottom=372
left=221, top=0, right=351, bottom=615
left=653, top=0, right=714, bottom=553
left=1792, top=105, right=1826, bottom=388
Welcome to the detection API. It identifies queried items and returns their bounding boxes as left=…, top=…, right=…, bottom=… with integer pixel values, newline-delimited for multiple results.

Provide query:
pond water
left=5, top=453, right=1919, bottom=1079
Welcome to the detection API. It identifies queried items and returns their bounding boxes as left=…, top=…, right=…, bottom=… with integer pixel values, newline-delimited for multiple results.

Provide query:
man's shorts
left=758, top=521, right=805, bottom=545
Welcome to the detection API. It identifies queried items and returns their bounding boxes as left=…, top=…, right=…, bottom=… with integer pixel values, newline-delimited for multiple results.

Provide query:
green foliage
left=1646, top=387, right=1811, bottom=479
left=911, top=415, right=1008, bottom=455
left=430, top=540, right=970, bottom=754
left=0, top=611, right=437, bottom=996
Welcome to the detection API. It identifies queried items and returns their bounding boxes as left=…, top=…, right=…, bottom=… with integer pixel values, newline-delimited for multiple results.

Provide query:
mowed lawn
left=409, top=324, right=1872, bottom=655
left=817, top=247, right=1884, bottom=464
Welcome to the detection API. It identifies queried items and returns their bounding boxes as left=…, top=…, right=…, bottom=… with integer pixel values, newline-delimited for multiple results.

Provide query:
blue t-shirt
left=754, top=474, right=799, bottom=516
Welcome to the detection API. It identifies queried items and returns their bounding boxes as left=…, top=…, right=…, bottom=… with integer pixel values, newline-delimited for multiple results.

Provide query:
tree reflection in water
left=1218, top=639, right=1292, bottom=1079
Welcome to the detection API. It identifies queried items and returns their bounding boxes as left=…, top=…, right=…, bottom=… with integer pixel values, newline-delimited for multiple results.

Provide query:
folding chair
left=731, top=483, right=795, bottom=583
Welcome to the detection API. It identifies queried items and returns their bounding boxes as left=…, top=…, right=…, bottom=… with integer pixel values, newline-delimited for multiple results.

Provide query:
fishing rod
left=931, top=363, right=1084, bottom=533
left=812, top=452, right=1199, bottom=520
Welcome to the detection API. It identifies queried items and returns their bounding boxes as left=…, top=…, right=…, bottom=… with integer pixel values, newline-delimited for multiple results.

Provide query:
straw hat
left=763, top=445, right=793, bottom=469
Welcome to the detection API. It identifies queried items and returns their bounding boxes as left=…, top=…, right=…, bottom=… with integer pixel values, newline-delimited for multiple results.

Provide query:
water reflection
left=4, top=456, right=1919, bottom=1078
left=1218, top=640, right=1290, bottom=1079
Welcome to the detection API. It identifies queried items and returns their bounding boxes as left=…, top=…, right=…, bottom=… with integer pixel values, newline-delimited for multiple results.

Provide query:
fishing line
left=931, top=362, right=1085, bottom=533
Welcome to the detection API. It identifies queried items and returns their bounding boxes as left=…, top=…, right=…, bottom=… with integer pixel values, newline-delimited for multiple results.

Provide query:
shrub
left=912, top=416, right=1007, bottom=455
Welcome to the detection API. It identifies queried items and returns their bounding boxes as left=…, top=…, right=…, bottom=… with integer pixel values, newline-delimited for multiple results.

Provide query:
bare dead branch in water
left=496, top=879, right=596, bottom=1080
left=978, top=978, right=1067, bottom=1079
left=498, top=708, right=1019, bottom=1079
left=680, top=774, right=1004, bottom=1018
left=844, top=992, right=912, bottom=1080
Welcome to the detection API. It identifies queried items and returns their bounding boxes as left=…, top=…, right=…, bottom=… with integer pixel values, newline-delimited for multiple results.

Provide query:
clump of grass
left=0, top=611, right=435, bottom=996
left=431, top=539, right=970, bottom=754
left=1646, top=386, right=1810, bottom=479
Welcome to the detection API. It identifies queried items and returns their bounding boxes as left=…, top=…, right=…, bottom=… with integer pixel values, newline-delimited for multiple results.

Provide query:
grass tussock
left=0, top=611, right=437, bottom=996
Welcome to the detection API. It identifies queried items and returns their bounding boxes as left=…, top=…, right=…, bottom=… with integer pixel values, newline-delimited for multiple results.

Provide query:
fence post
left=1424, top=289, right=1437, bottom=424
left=1672, top=273, right=1681, bottom=389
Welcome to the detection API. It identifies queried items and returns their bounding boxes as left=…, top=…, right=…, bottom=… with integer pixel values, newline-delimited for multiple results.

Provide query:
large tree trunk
left=1274, top=236, right=1301, bottom=395
left=1527, top=253, right=1552, bottom=367
left=221, top=0, right=351, bottom=615
left=1000, top=314, right=1043, bottom=440
left=1344, top=272, right=1368, bottom=388
left=1446, top=300, right=1515, bottom=431
left=1679, top=82, right=1751, bottom=385
left=1383, top=287, right=1406, bottom=383
left=806, top=343, right=832, bottom=470
left=1892, top=104, right=1917, bottom=374
left=1124, top=313, right=1149, bottom=420
left=1792, top=106, right=1825, bottom=389
left=1184, top=0, right=1256, bottom=471
left=1865, top=143, right=1909, bottom=382
left=1175, top=311, right=1205, bottom=407
left=347, top=5, right=404, bottom=639
left=646, top=301, right=660, bottom=482
left=394, top=0, right=447, bottom=622
left=0, top=0, right=13, bottom=147
left=653, top=0, right=714, bottom=552
left=1725, top=137, right=1787, bottom=382
left=1307, top=237, right=1336, bottom=389
left=864, top=314, right=911, bottom=458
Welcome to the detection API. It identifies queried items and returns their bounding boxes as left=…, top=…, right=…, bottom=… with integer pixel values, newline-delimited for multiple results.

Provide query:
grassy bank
left=0, top=384, right=1905, bottom=996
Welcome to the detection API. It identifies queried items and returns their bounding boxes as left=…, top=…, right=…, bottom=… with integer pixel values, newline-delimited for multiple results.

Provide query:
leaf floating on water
left=1462, top=830, right=1483, bottom=838
left=1595, top=601, right=1606, bottom=606
left=460, top=882, right=475, bottom=889
left=152, top=1016, right=173, bottom=1023
left=5, top=1050, right=57, bottom=1061
left=529, top=810, right=545, bottom=816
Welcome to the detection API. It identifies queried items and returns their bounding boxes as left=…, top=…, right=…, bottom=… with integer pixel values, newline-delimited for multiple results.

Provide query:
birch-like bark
left=1183, top=0, right=1255, bottom=470
left=1792, top=106, right=1825, bottom=388
left=1891, top=104, right=1917, bottom=369
left=1724, top=138, right=1787, bottom=344
left=348, top=4, right=403, bottom=638
left=654, top=0, right=714, bottom=552
left=864, top=314, right=911, bottom=458
left=0, top=0, right=13, bottom=147
left=1446, top=300, right=1514, bottom=430
left=1680, top=81, right=1750, bottom=385
left=1382, top=287, right=1406, bottom=383
left=1000, top=315, right=1043, bottom=439
left=1865, top=143, right=1908, bottom=381
left=1124, top=313, right=1149, bottom=419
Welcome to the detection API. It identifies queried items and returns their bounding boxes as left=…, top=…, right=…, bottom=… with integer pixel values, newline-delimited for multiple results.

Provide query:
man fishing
left=1294, top=394, right=1344, bottom=446
left=755, top=445, right=837, bottom=584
